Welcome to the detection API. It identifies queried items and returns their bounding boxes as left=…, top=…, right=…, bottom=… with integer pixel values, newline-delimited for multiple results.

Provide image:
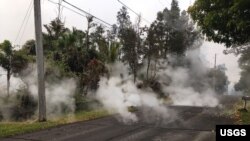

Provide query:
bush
left=74, top=92, right=101, bottom=112
left=10, top=87, right=37, bottom=121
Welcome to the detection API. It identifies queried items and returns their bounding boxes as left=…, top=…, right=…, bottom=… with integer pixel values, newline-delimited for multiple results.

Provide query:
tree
left=85, top=16, right=96, bottom=51
left=234, top=47, right=250, bottom=95
left=0, top=40, right=28, bottom=96
left=22, top=39, right=36, bottom=56
left=117, top=7, right=141, bottom=83
left=188, top=0, right=250, bottom=94
left=145, top=20, right=162, bottom=81
left=144, top=0, right=201, bottom=59
left=104, top=25, right=121, bottom=63
left=44, top=18, right=68, bottom=41
left=234, top=66, right=250, bottom=95
left=188, top=0, right=250, bottom=47
left=207, top=67, right=229, bottom=94
left=163, top=0, right=202, bottom=56
left=43, top=18, right=69, bottom=53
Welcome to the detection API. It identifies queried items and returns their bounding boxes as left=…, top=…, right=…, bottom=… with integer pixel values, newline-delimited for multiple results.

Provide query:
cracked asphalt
left=0, top=95, right=240, bottom=141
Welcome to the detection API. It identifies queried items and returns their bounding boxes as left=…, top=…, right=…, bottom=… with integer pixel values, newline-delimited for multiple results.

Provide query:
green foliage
left=83, top=59, right=108, bottom=91
left=116, top=7, right=144, bottom=82
left=144, top=0, right=201, bottom=81
left=234, top=47, right=250, bottom=95
left=0, top=40, right=29, bottom=96
left=0, top=40, right=29, bottom=73
left=117, top=6, right=132, bottom=30
left=235, top=64, right=250, bottom=95
left=188, top=0, right=250, bottom=94
left=127, top=106, right=138, bottom=113
left=0, top=87, right=37, bottom=121
left=235, top=69, right=250, bottom=95
left=0, top=40, right=12, bottom=70
left=44, top=18, right=68, bottom=41
left=22, top=39, right=36, bottom=56
left=10, top=87, right=37, bottom=121
left=188, top=0, right=250, bottom=47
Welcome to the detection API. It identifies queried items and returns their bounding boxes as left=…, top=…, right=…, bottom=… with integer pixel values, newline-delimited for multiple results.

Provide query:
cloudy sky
left=0, top=0, right=241, bottom=92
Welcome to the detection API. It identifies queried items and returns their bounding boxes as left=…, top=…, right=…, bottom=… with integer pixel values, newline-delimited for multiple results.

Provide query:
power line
left=158, top=0, right=165, bottom=7
left=14, top=0, right=33, bottom=44
left=159, top=0, right=171, bottom=8
left=18, top=4, right=33, bottom=46
left=62, top=0, right=112, bottom=27
left=47, top=0, right=111, bottom=29
left=117, top=0, right=151, bottom=24
left=165, top=0, right=171, bottom=5
left=48, top=0, right=87, bottom=17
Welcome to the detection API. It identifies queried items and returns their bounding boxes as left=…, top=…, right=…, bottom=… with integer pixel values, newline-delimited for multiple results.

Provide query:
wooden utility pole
left=34, top=0, right=46, bottom=121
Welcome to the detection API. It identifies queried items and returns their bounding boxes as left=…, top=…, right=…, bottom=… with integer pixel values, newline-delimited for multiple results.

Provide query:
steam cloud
left=0, top=64, right=76, bottom=120
left=94, top=48, right=219, bottom=123
left=0, top=48, right=220, bottom=122
left=162, top=49, right=219, bottom=107
left=21, top=65, right=76, bottom=117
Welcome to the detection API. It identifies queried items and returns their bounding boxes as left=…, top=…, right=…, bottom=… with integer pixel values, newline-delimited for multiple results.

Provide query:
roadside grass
left=234, top=101, right=250, bottom=124
left=0, top=110, right=109, bottom=138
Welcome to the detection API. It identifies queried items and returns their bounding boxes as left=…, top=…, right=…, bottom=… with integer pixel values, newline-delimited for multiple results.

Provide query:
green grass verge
left=234, top=101, right=250, bottom=124
left=238, top=110, right=250, bottom=124
left=0, top=110, right=109, bottom=138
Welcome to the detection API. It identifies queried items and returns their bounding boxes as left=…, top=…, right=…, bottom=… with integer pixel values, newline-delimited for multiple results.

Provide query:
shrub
left=10, top=87, right=37, bottom=121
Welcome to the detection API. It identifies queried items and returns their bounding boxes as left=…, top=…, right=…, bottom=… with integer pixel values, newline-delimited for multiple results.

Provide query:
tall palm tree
left=0, top=40, right=28, bottom=96
left=0, top=40, right=13, bottom=96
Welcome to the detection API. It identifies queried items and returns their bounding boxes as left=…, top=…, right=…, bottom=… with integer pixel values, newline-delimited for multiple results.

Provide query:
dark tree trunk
left=133, top=67, right=137, bottom=83
left=146, top=55, right=151, bottom=81
left=7, top=70, right=11, bottom=97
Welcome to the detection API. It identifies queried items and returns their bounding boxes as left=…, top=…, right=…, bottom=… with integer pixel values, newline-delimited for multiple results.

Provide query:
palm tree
left=0, top=40, right=13, bottom=96
left=0, top=40, right=28, bottom=96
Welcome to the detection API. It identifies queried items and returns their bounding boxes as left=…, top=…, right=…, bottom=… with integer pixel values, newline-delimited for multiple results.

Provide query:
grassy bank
left=234, top=101, right=250, bottom=124
left=0, top=110, right=109, bottom=138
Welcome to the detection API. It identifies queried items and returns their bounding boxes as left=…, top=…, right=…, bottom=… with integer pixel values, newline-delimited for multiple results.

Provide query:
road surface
left=1, top=95, right=240, bottom=141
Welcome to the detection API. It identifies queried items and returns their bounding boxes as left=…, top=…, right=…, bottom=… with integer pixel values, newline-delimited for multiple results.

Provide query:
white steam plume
left=22, top=64, right=76, bottom=117
left=95, top=48, right=220, bottom=123
left=95, top=63, right=171, bottom=123
left=0, top=64, right=77, bottom=120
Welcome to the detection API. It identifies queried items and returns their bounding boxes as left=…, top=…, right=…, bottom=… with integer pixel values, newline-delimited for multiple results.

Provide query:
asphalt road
left=1, top=95, right=240, bottom=141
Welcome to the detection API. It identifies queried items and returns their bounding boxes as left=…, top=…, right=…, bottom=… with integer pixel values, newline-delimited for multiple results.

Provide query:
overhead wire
left=158, top=0, right=165, bottom=7
left=47, top=0, right=111, bottom=29
left=159, top=0, right=171, bottom=8
left=165, top=0, right=171, bottom=5
left=62, top=0, right=112, bottom=27
left=48, top=0, right=87, bottom=18
left=18, top=3, right=33, bottom=46
left=117, top=0, right=151, bottom=24
left=14, top=0, right=33, bottom=45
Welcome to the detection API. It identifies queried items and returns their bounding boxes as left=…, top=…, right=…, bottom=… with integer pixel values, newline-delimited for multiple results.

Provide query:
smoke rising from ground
left=1, top=48, right=222, bottom=122
left=95, top=48, right=220, bottom=123
left=21, top=65, right=76, bottom=117
left=0, top=64, right=76, bottom=120
left=158, top=49, right=219, bottom=107
left=95, top=63, right=172, bottom=123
